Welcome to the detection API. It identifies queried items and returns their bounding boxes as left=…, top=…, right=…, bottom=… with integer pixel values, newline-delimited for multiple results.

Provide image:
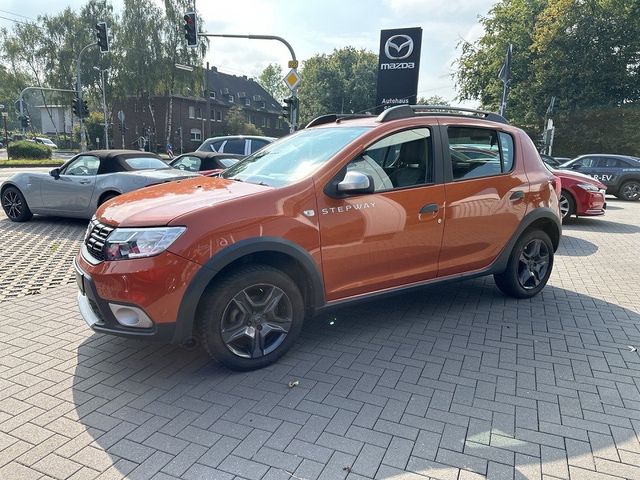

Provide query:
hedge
left=7, top=140, right=52, bottom=160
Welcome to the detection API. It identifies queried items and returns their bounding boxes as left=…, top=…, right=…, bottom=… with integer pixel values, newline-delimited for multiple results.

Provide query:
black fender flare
left=172, top=237, right=325, bottom=343
left=491, top=207, right=562, bottom=274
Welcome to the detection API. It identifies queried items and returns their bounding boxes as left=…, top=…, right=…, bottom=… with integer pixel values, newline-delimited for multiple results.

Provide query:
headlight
left=103, top=227, right=186, bottom=261
left=576, top=183, right=599, bottom=192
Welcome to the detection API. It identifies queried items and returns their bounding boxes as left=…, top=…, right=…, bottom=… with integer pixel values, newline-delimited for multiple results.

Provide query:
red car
left=169, top=151, right=243, bottom=176
left=553, top=168, right=606, bottom=221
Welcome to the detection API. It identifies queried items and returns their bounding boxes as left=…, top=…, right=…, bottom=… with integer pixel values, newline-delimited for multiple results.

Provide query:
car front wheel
left=494, top=230, right=554, bottom=299
left=559, top=190, right=575, bottom=222
left=1, top=186, right=33, bottom=222
left=197, top=265, right=305, bottom=370
left=618, top=180, right=640, bottom=201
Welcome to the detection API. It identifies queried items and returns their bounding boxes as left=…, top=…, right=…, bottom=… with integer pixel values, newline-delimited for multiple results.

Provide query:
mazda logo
left=385, top=35, right=414, bottom=60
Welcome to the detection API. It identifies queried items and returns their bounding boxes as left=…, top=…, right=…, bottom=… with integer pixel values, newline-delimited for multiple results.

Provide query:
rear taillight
left=551, top=176, right=562, bottom=197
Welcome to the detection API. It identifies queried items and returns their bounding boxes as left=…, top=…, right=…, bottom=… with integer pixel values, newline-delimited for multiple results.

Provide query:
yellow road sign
left=288, top=60, right=299, bottom=69
left=283, top=68, right=301, bottom=91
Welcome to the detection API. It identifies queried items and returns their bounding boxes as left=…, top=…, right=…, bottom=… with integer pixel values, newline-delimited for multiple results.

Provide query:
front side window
left=449, top=127, right=513, bottom=180
left=64, top=155, right=100, bottom=176
left=223, top=127, right=369, bottom=187
left=346, top=128, right=432, bottom=191
left=172, top=155, right=202, bottom=172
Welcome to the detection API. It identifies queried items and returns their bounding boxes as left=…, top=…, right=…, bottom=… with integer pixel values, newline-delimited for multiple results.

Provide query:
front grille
left=85, top=218, right=115, bottom=261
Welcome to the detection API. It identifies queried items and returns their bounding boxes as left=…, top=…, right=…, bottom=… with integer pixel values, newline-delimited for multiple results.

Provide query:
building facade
left=112, top=67, right=288, bottom=153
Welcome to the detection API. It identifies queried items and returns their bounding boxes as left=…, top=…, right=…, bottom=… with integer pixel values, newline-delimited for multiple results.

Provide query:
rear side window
left=601, top=157, right=630, bottom=168
left=448, top=127, right=514, bottom=180
left=250, top=139, right=270, bottom=153
left=124, top=157, right=169, bottom=170
left=223, top=139, right=245, bottom=154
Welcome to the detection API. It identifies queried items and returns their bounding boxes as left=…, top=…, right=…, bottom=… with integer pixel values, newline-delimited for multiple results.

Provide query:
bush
left=7, top=140, right=52, bottom=160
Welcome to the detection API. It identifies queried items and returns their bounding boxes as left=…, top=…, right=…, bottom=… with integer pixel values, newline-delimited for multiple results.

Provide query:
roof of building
left=206, top=67, right=282, bottom=115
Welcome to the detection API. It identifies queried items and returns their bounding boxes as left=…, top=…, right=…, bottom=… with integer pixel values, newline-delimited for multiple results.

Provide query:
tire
left=197, top=264, right=305, bottom=370
left=1, top=186, right=33, bottom=222
left=618, top=180, right=640, bottom=201
left=559, top=190, right=576, bottom=222
left=99, top=192, right=119, bottom=206
left=494, top=229, right=554, bottom=299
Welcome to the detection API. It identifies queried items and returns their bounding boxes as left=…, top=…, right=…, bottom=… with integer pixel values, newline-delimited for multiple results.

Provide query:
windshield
left=124, top=157, right=170, bottom=170
left=222, top=127, right=369, bottom=187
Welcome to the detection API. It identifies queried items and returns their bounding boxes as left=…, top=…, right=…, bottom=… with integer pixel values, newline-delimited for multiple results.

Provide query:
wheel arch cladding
left=172, top=237, right=325, bottom=344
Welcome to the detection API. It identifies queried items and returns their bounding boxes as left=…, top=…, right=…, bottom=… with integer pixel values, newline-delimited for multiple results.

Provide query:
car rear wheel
left=559, top=189, right=576, bottom=222
left=99, top=192, right=119, bottom=206
left=197, top=265, right=304, bottom=370
left=618, top=180, right=640, bottom=201
left=494, top=230, right=554, bottom=299
left=1, top=186, right=33, bottom=222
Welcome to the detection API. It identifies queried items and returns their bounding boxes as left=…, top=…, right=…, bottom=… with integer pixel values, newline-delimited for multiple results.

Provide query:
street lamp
left=93, top=66, right=110, bottom=149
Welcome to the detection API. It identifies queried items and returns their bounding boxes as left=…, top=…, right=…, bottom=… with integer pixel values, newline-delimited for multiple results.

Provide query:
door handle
left=510, top=190, right=524, bottom=201
left=420, top=203, right=439, bottom=214
left=79, top=180, right=91, bottom=185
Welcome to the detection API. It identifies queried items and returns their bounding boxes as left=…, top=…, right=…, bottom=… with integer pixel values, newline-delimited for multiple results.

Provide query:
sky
left=0, top=0, right=496, bottom=107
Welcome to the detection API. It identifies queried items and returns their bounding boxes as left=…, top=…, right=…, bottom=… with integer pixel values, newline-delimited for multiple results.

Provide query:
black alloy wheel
left=559, top=190, right=575, bottom=222
left=220, top=284, right=293, bottom=359
left=1, top=186, right=33, bottom=222
left=198, top=265, right=304, bottom=370
left=494, top=229, right=554, bottom=299
left=516, top=238, right=551, bottom=290
left=619, top=180, right=640, bottom=201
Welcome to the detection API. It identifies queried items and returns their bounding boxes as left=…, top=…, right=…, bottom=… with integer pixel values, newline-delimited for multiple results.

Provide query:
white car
left=33, top=137, right=58, bottom=149
left=196, top=135, right=275, bottom=155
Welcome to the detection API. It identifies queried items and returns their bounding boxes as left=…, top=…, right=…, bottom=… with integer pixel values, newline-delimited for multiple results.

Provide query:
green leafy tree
left=224, top=105, right=263, bottom=135
left=298, top=47, right=378, bottom=124
left=258, top=63, right=288, bottom=103
left=417, top=95, right=450, bottom=106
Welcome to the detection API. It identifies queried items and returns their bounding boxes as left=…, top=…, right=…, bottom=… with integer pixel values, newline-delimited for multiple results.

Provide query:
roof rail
left=376, top=105, right=509, bottom=125
left=305, top=113, right=374, bottom=128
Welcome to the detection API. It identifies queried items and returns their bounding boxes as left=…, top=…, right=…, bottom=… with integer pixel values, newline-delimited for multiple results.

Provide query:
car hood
left=552, top=168, right=606, bottom=187
left=97, top=176, right=271, bottom=227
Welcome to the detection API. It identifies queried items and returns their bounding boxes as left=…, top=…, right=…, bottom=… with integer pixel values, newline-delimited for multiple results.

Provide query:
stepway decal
left=321, top=203, right=376, bottom=215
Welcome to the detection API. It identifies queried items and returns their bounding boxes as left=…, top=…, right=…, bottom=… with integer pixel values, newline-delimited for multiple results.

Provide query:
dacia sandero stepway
left=75, top=105, right=562, bottom=370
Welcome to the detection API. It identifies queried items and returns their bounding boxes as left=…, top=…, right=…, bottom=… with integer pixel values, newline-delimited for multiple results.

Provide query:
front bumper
left=74, top=259, right=177, bottom=341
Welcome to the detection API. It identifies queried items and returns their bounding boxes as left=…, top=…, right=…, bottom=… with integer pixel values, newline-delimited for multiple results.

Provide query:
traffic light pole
left=76, top=42, right=97, bottom=151
left=199, top=33, right=299, bottom=131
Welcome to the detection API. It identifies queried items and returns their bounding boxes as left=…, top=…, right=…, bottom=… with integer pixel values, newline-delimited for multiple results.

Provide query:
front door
left=41, top=155, right=100, bottom=213
left=317, top=127, right=446, bottom=301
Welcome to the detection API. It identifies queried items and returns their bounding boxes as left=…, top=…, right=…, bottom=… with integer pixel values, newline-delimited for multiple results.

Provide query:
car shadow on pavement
left=71, top=278, right=640, bottom=479
left=556, top=235, right=598, bottom=257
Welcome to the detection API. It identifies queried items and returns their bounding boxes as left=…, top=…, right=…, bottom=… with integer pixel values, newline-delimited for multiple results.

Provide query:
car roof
left=82, top=150, right=162, bottom=160
left=577, top=154, right=639, bottom=160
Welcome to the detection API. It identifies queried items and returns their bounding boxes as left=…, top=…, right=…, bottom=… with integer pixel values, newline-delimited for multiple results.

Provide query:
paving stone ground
left=0, top=199, right=639, bottom=480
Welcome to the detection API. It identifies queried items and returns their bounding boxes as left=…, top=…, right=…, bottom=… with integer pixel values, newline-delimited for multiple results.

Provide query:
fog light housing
left=108, top=304, right=154, bottom=328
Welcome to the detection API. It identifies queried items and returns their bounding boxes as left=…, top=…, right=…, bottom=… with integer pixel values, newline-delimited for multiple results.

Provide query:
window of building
left=261, top=117, right=266, bottom=128
left=216, top=111, right=223, bottom=122
left=188, top=106, right=195, bottom=119
left=209, top=91, right=216, bottom=99
left=196, top=107, right=202, bottom=119
left=245, top=98, right=251, bottom=106
left=266, top=118, right=271, bottom=129
left=228, top=95, right=234, bottom=103
left=190, top=128, right=202, bottom=141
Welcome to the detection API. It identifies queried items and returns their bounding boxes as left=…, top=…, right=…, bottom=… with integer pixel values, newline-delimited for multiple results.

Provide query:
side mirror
left=336, top=171, right=374, bottom=194
left=570, top=163, right=581, bottom=170
left=49, top=168, right=60, bottom=179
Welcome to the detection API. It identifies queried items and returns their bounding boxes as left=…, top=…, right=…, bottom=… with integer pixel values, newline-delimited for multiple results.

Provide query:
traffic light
left=95, top=22, right=109, bottom=53
left=20, top=116, right=30, bottom=129
left=72, top=96, right=80, bottom=117
left=183, top=12, right=197, bottom=47
left=282, top=96, right=298, bottom=123
left=82, top=99, right=89, bottom=118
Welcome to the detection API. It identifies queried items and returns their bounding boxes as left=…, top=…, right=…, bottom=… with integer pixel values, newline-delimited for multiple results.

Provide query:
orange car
left=75, top=105, right=562, bottom=370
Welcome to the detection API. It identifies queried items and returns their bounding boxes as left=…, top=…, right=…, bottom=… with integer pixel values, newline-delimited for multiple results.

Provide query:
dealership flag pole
left=498, top=44, right=512, bottom=117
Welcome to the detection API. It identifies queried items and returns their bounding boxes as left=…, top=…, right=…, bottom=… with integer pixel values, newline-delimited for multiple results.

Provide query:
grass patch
left=0, top=159, right=64, bottom=167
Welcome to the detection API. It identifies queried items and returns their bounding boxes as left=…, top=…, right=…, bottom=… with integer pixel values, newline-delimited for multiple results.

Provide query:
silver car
left=1, top=150, right=197, bottom=222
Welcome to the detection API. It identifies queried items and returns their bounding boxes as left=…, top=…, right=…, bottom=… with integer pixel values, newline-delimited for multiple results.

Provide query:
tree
left=258, top=63, right=288, bottom=103
left=298, top=47, right=378, bottom=124
left=224, top=106, right=263, bottom=135
left=417, top=95, right=450, bottom=106
left=455, top=0, right=640, bottom=156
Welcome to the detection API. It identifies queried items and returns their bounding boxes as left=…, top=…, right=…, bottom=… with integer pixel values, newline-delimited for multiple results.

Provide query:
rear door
left=317, top=126, right=446, bottom=300
left=590, top=157, right=628, bottom=188
left=438, top=125, right=527, bottom=276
